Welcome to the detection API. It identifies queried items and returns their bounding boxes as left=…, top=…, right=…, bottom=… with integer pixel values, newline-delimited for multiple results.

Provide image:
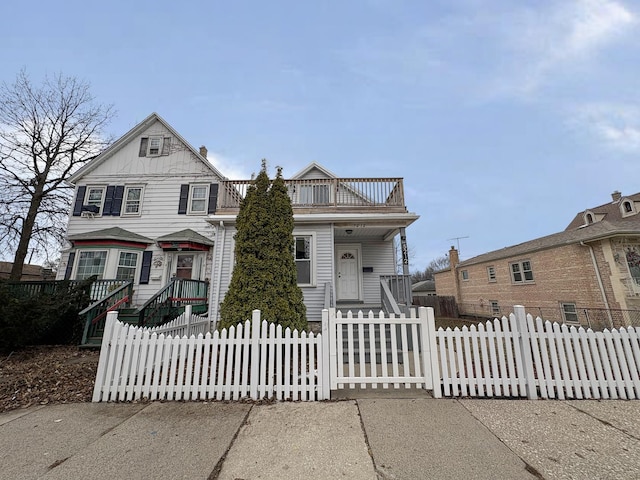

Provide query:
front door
left=166, top=252, right=205, bottom=281
left=336, top=246, right=361, bottom=301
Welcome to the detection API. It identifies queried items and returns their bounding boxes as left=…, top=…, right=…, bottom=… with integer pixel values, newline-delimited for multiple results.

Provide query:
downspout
left=212, top=221, right=226, bottom=329
left=581, top=241, right=613, bottom=328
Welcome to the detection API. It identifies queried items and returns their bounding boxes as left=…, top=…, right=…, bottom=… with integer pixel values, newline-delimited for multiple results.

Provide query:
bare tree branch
left=0, top=70, right=115, bottom=278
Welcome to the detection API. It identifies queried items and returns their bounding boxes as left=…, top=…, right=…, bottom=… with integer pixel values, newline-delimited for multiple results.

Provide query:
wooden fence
left=435, top=305, right=640, bottom=400
left=93, top=310, right=325, bottom=402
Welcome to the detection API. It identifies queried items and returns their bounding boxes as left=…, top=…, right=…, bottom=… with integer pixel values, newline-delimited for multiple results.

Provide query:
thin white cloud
left=571, top=103, right=640, bottom=151
left=206, top=152, right=252, bottom=180
left=495, top=0, right=637, bottom=97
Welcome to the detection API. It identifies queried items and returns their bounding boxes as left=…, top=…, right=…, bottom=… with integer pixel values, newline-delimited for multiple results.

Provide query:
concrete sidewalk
left=1, top=398, right=639, bottom=480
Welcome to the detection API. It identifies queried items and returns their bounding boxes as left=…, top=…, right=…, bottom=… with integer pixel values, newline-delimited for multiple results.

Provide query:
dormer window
left=621, top=200, right=636, bottom=217
left=583, top=210, right=597, bottom=225
left=585, top=213, right=594, bottom=224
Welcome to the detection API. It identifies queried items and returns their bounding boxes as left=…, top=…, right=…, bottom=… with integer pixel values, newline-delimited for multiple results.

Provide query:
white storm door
left=337, top=247, right=360, bottom=300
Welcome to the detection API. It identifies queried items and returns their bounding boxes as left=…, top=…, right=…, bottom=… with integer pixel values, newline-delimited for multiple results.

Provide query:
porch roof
left=67, top=227, right=153, bottom=244
left=156, top=229, right=214, bottom=246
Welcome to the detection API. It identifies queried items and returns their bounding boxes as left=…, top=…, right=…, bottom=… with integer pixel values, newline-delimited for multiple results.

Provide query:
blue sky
left=2, top=0, right=639, bottom=271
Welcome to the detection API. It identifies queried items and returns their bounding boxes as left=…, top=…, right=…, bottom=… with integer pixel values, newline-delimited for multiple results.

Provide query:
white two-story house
left=58, top=113, right=419, bottom=337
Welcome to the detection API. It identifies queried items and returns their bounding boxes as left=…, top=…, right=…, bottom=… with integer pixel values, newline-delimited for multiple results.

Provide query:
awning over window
left=156, top=229, right=214, bottom=251
left=67, top=227, right=153, bottom=249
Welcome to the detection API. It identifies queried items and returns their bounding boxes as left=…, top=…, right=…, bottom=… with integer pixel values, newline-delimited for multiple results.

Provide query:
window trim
left=461, top=269, right=469, bottom=281
left=561, top=302, right=579, bottom=324
left=487, top=266, right=496, bottom=282
left=293, top=231, right=316, bottom=287
left=84, top=186, right=106, bottom=216
left=621, top=200, right=636, bottom=217
left=188, top=184, right=210, bottom=215
left=122, top=185, right=144, bottom=216
left=147, top=136, right=164, bottom=156
left=115, top=250, right=140, bottom=281
left=74, top=250, right=109, bottom=280
left=490, top=300, right=500, bottom=317
left=510, top=260, right=534, bottom=284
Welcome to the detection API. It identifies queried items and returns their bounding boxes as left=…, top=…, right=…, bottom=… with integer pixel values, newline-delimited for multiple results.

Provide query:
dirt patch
left=0, top=346, right=99, bottom=413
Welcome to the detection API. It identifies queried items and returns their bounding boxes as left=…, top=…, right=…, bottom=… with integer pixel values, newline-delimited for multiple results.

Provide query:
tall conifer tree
left=218, top=162, right=307, bottom=331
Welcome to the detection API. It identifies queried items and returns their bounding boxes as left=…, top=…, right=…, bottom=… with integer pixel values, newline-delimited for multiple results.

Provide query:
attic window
left=585, top=213, right=594, bottom=224
left=621, top=200, right=636, bottom=217
left=139, top=136, right=171, bottom=157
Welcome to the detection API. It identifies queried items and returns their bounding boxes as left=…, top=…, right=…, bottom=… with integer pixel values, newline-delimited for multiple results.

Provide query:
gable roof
left=291, top=162, right=338, bottom=179
left=565, top=192, right=640, bottom=230
left=412, top=280, right=435, bottom=292
left=68, top=112, right=226, bottom=183
left=458, top=197, right=640, bottom=267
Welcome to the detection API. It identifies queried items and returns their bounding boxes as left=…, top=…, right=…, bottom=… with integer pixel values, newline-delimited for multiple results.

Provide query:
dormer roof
left=565, top=191, right=640, bottom=230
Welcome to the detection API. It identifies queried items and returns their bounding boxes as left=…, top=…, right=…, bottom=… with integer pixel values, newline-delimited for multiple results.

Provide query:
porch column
left=399, top=227, right=410, bottom=276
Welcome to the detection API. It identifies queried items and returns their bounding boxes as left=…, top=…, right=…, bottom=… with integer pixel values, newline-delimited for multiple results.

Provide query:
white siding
left=359, top=239, right=396, bottom=304
left=58, top=125, right=220, bottom=306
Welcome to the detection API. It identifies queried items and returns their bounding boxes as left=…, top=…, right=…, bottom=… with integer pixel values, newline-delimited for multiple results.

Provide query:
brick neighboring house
left=434, top=191, right=640, bottom=328
left=0, top=262, right=56, bottom=281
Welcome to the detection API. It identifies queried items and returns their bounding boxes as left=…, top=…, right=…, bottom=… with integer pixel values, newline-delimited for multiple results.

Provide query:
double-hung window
left=490, top=301, right=500, bottom=317
left=487, top=266, right=496, bottom=282
left=510, top=260, right=534, bottom=283
left=189, top=185, right=209, bottom=214
left=294, top=235, right=313, bottom=285
left=116, top=252, right=139, bottom=281
left=561, top=303, right=579, bottom=324
left=85, top=187, right=106, bottom=215
left=461, top=270, right=469, bottom=281
left=123, top=186, right=143, bottom=215
left=75, top=251, right=107, bottom=279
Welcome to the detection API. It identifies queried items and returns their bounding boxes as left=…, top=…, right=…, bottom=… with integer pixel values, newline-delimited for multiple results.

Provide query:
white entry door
left=336, top=246, right=361, bottom=301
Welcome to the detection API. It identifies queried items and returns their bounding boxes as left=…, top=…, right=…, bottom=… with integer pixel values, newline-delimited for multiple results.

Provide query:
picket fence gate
left=92, top=310, right=325, bottom=402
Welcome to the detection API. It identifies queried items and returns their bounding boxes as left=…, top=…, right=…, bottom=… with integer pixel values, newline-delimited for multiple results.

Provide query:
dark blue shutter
left=111, top=186, right=124, bottom=215
left=139, top=138, right=148, bottom=157
left=103, top=185, right=115, bottom=215
left=139, top=251, right=153, bottom=284
left=64, top=252, right=75, bottom=279
left=72, top=186, right=86, bottom=216
left=208, top=184, right=219, bottom=214
left=178, top=184, right=189, bottom=214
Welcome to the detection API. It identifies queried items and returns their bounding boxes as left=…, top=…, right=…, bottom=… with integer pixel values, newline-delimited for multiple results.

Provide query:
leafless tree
left=0, top=70, right=115, bottom=279
left=411, top=254, right=450, bottom=282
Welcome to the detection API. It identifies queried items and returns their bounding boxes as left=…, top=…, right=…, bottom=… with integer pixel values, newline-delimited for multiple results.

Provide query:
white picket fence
left=93, top=310, right=325, bottom=402
left=148, top=305, right=211, bottom=338
left=435, top=305, right=640, bottom=400
left=92, top=304, right=640, bottom=402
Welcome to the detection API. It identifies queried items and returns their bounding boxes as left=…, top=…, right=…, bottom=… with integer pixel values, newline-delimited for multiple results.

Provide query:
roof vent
left=611, top=190, right=622, bottom=202
left=199, top=145, right=208, bottom=158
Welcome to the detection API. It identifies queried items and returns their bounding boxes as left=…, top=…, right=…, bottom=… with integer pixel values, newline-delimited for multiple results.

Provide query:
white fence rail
left=435, top=305, right=640, bottom=400
left=93, top=310, right=325, bottom=402
left=148, top=305, right=211, bottom=338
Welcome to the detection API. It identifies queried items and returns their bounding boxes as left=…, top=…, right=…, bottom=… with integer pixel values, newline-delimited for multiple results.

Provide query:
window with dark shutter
left=178, top=184, right=189, bottom=214
left=139, top=138, right=148, bottom=157
left=72, top=186, right=86, bottom=216
left=64, top=252, right=76, bottom=279
left=139, top=251, right=153, bottom=284
left=162, top=137, right=171, bottom=155
left=208, top=184, right=219, bottom=214
left=102, top=186, right=115, bottom=215
left=111, top=186, right=124, bottom=215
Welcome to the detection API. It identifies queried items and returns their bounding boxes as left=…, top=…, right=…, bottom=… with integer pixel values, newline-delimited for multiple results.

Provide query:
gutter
left=580, top=241, right=614, bottom=328
left=211, top=221, right=226, bottom=329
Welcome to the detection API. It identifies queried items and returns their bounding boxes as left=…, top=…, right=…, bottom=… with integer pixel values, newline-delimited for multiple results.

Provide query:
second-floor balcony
left=216, top=178, right=407, bottom=214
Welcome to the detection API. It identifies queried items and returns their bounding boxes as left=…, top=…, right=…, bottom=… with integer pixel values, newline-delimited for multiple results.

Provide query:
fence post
left=420, top=307, right=441, bottom=397
left=185, top=305, right=193, bottom=336
left=92, top=311, right=119, bottom=402
left=328, top=308, right=338, bottom=391
left=249, top=310, right=261, bottom=400
left=321, top=309, right=331, bottom=400
left=514, top=305, right=537, bottom=400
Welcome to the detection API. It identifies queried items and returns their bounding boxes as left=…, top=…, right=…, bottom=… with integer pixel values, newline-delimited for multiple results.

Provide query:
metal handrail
left=80, top=281, right=133, bottom=345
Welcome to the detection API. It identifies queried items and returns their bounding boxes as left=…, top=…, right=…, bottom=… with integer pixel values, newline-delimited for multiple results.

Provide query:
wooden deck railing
left=380, top=274, right=413, bottom=315
left=80, top=281, right=134, bottom=345
left=138, top=278, right=209, bottom=328
left=217, top=178, right=406, bottom=212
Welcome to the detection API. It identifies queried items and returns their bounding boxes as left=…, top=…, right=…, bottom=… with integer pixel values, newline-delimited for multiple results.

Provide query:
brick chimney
left=611, top=190, right=622, bottom=202
left=449, top=246, right=459, bottom=269
left=199, top=145, right=208, bottom=158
